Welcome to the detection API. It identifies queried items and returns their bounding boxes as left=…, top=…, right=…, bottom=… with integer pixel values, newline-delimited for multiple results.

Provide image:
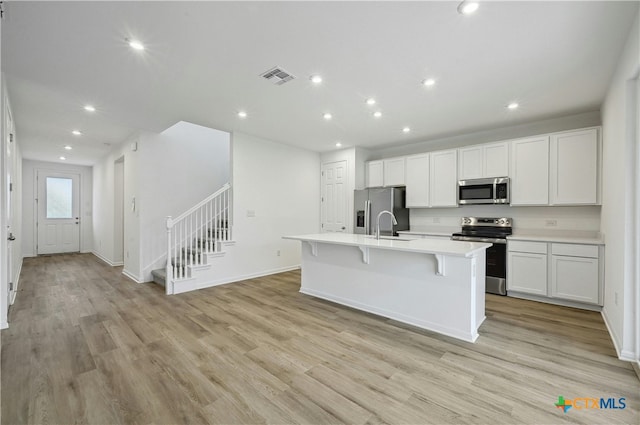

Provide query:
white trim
left=9, top=257, right=23, bottom=305
left=122, top=268, right=144, bottom=284
left=0, top=321, right=8, bottom=330
left=172, top=265, right=301, bottom=295
left=91, top=251, right=120, bottom=267
left=506, top=292, right=602, bottom=312
left=602, top=307, right=625, bottom=359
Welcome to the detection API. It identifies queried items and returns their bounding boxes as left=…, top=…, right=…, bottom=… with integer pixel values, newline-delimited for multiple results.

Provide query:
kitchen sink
left=365, top=236, right=413, bottom=242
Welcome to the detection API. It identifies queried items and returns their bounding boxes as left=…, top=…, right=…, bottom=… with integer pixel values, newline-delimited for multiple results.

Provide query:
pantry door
left=37, top=171, right=80, bottom=254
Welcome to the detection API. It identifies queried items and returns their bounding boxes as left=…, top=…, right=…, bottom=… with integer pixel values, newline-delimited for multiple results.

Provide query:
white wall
left=202, top=132, right=320, bottom=282
left=92, top=122, right=230, bottom=282
left=22, top=159, right=93, bottom=257
left=138, top=121, right=230, bottom=280
left=600, top=8, right=640, bottom=361
left=92, top=135, right=140, bottom=280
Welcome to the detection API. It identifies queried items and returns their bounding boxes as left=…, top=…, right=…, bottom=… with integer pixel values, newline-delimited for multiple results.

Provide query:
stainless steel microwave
left=458, top=177, right=510, bottom=205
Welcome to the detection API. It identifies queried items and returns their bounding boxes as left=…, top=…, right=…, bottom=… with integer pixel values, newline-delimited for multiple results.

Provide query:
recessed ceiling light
left=72, top=130, right=82, bottom=136
left=84, top=105, right=96, bottom=112
left=373, top=111, right=382, bottom=118
left=128, top=39, right=145, bottom=51
left=457, top=1, right=479, bottom=15
left=335, top=142, right=342, bottom=147
left=59, top=156, right=66, bottom=161
left=422, top=78, right=436, bottom=87
left=64, top=145, right=72, bottom=150
left=323, top=113, right=332, bottom=120
left=310, top=75, right=323, bottom=84
left=366, top=98, right=376, bottom=106
left=507, top=102, right=519, bottom=110
left=237, top=111, right=247, bottom=118
left=402, top=127, right=411, bottom=133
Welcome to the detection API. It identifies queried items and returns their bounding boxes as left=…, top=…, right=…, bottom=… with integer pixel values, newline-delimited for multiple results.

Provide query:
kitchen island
left=283, top=233, right=491, bottom=342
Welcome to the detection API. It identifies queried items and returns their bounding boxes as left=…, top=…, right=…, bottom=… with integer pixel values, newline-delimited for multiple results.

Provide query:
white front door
left=321, top=160, right=348, bottom=233
left=37, top=171, right=80, bottom=254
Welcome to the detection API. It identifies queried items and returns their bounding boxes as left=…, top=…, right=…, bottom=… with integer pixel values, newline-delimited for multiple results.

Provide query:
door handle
left=341, top=226, right=346, bottom=230
left=8, top=233, right=15, bottom=241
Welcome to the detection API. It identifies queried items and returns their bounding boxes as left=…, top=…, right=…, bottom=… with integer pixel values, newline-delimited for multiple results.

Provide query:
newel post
left=165, top=216, right=173, bottom=295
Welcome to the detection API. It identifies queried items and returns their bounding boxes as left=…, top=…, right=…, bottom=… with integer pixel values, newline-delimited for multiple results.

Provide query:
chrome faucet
left=375, top=210, right=398, bottom=240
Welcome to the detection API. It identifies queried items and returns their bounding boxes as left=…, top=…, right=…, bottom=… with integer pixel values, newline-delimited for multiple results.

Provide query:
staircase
left=151, top=183, right=234, bottom=295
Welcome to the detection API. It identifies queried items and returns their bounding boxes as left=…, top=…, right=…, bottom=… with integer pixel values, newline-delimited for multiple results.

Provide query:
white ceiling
left=3, top=1, right=638, bottom=166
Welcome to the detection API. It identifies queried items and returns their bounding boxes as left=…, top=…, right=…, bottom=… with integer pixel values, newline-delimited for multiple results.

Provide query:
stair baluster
left=163, top=183, right=232, bottom=294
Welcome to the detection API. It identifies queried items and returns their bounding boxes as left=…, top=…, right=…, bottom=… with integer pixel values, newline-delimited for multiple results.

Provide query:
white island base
left=285, top=234, right=489, bottom=343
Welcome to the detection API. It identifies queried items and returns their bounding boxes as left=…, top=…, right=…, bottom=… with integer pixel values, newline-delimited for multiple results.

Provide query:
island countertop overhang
left=283, top=233, right=491, bottom=258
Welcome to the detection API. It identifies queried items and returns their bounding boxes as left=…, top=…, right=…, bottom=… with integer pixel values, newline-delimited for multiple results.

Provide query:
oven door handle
left=451, top=236, right=507, bottom=244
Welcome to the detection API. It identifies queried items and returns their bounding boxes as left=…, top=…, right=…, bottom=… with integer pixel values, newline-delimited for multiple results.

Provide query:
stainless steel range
left=451, top=217, right=512, bottom=295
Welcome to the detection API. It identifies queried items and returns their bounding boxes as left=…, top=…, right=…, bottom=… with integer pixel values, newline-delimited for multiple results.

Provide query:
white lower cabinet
left=550, top=243, right=600, bottom=305
left=551, top=255, right=599, bottom=304
left=507, top=251, right=548, bottom=296
left=507, top=240, right=602, bottom=307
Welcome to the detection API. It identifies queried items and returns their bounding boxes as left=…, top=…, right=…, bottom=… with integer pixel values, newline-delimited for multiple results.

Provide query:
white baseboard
left=122, top=269, right=144, bottom=284
left=10, top=258, right=23, bottom=306
left=91, top=251, right=120, bottom=267
left=601, top=307, right=632, bottom=360
left=172, top=265, right=301, bottom=295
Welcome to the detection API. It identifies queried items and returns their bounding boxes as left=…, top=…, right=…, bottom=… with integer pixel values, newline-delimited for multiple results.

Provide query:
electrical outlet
left=246, top=210, right=256, bottom=217
left=276, top=250, right=281, bottom=257
left=545, top=219, right=558, bottom=227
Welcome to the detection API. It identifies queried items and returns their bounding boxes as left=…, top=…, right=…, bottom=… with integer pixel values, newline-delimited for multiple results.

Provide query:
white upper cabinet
left=549, top=128, right=599, bottom=205
left=383, top=157, right=406, bottom=187
left=484, top=142, right=510, bottom=178
left=511, top=136, right=550, bottom=206
left=430, top=149, right=458, bottom=207
left=405, top=154, right=430, bottom=207
left=458, top=142, right=509, bottom=180
left=366, top=160, right=384, bottom=188
left=458, top=146, right=483, bottom=180
left=366, top=158, right=405, bottom=187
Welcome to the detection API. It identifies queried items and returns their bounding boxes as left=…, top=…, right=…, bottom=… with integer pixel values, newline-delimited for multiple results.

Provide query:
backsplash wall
left=410, top=205, right=601, bottom=232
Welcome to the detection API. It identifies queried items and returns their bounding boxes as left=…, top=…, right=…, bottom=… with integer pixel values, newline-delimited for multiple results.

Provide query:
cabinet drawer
left=508, top=240, right=547, bottom=254
left=551, top=243, right=599, bottom=258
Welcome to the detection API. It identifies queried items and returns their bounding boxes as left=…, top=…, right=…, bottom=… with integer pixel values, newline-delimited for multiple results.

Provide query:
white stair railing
left=165, top=183, right=232, bottom=288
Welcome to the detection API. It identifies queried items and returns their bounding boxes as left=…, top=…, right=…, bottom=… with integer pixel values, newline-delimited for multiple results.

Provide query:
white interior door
left=5, top=105, right=15, bottom=305
left=37, top=171, right=80, bottom=254
left=321, top=160, right=348, bottom=233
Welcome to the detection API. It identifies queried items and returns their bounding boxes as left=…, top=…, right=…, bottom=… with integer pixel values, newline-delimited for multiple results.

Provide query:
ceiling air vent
left=260, top=66, right=296, bottom=85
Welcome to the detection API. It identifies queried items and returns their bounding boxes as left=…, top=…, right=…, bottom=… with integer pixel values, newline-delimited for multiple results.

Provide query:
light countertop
left=397, top=227, right=458, bottom=237
left=283, top=233, right=491, bottom=257
left=508, top=231, right=604, bottom=245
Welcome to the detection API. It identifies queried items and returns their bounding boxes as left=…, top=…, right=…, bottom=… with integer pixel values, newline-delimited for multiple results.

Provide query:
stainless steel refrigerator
left=354, top=188, right=409, bottom=236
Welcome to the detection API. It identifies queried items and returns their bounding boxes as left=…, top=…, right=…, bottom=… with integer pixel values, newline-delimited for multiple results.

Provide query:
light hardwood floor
left=2, top=253, right=638, bottom=424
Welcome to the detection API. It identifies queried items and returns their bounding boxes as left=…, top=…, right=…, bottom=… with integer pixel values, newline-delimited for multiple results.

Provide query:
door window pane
left=46, top=177, right=73, bottom=218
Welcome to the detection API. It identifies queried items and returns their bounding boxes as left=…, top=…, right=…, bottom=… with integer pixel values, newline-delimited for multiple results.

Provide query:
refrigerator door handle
left=365, top=200, right=371, bottom=235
